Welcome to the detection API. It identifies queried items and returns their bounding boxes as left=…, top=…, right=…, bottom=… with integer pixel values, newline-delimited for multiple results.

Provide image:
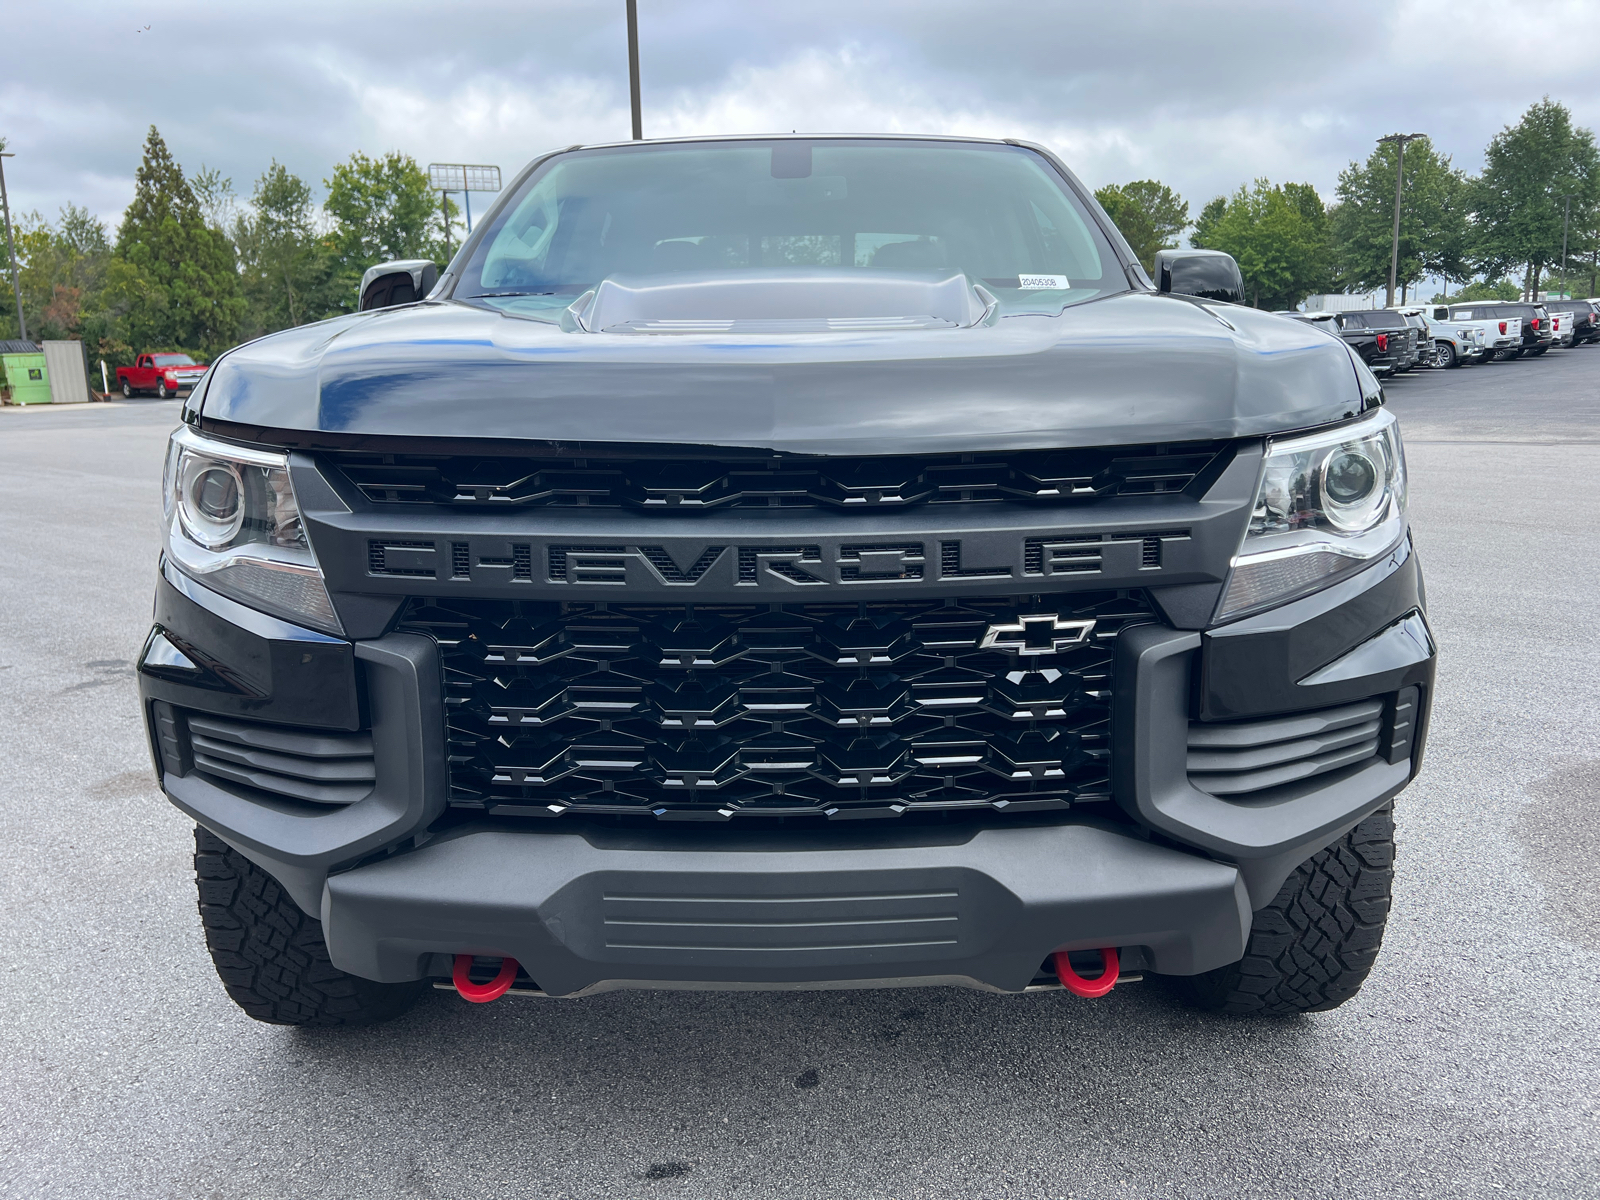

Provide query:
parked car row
left=1277, top=299, right=1600, bottom=377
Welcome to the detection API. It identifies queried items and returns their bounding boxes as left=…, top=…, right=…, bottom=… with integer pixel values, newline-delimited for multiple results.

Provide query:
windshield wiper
left=471, top=290, right=562, bottom=298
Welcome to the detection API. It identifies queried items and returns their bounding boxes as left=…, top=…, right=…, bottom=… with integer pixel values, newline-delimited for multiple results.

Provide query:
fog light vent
left=185, top=712, right=375, bottom=806
left=1187, top=699, right=1383, bottom=797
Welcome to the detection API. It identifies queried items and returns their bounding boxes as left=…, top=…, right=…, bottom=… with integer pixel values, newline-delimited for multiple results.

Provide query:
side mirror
left=358, top=260, right=440, bottom=311
left=1154, top=249, right=1247, bottom=306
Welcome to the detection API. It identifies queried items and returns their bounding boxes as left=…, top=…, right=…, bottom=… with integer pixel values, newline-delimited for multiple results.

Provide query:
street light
left=1556, top=193, right=1575, bottom=302
left=1378, top=133, right=1424, bottom=309
left=0, top=151, right=24, bottom=343
left=627, top=0, right=642, bottom=140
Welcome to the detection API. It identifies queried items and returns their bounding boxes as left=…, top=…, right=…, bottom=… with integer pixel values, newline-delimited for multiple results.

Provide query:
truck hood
left=196, top=292, right=1368, bottom=455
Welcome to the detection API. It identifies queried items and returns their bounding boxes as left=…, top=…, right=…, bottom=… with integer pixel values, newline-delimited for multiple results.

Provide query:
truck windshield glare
left=454, top=140, right=1121, bottom=320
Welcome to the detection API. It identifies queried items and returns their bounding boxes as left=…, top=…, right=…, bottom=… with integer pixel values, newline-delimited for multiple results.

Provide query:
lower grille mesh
left=397, top=593, right=1153, bottom=820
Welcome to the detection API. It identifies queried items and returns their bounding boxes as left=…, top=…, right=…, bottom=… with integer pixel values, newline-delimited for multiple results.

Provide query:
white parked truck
left=1429, top=305, right=1521, bottom=361
left=1404, top=306, right=1486, bottom=368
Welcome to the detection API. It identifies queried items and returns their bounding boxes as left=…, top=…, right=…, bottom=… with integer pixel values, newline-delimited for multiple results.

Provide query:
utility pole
left=1378, top=133, right=1424, bottom=309
left=626, top=0, right=642, bottom=140
left=1557, top=193, right=1574, bottom=301
left=0, top=152, right=24, bottom=342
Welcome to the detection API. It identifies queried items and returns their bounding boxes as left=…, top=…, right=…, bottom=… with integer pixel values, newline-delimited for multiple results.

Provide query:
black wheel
left=120, top=379, right=132, bottom=397
left=1169, top=806, right=1394, bottom=1015
left=157, top=380, right=170, bottom=399
left=1528, top=346, right=1548, bottom=356
left=1505, top=349, right=1523, bottom=359
left=192, top=826, right=426, bottom=1026
left=1434, top=341, right=1456, bottom=369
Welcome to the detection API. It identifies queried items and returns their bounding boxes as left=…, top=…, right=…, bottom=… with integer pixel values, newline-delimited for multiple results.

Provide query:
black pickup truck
left=141, top=135, right=1433, bottom=1027
left=1284, top=311, right=1403, bottom=375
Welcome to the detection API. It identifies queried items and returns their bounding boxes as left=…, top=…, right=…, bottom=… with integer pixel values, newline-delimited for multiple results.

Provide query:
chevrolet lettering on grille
left=364, top=530, right=1193, bottom=591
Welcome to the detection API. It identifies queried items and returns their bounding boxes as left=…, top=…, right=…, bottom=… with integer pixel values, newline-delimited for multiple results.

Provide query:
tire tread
left=1176, top=807, right=1395, bottom=1015
left=191, top=826, right=423, bottom=1026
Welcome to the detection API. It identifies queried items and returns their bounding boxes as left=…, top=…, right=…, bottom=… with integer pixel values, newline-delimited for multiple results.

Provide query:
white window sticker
left=1017, top=274, right=1070, bottom=290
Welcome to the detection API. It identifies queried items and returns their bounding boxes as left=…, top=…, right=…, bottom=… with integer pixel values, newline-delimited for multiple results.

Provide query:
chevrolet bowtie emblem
left=980, top=614, right=1096, bottom=655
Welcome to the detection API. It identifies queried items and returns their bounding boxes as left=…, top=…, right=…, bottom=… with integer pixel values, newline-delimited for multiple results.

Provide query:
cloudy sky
left=3, top=0, right=1597, bottom=237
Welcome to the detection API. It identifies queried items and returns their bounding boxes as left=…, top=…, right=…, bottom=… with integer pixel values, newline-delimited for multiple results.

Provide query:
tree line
left=3, top=98, right=1596, bottom=364
left=1099, top=97, right=1598, bottom=310
left=0, top=126, right=457, bottom=364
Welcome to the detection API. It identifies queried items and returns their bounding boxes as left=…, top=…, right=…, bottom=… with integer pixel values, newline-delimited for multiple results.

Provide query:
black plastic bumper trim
left=140, top=562, right=363, bottom=731
left=162, top=633, right=447, bottom=914
left=320, top=822, right=1251, bottom=993
left=1115, top=622, right=1411, bottom=907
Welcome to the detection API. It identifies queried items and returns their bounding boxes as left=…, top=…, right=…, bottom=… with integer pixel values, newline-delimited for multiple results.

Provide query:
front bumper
left=325, top=822, right=1250, bottom=994
left=141, top=528, right=1433, bottom=993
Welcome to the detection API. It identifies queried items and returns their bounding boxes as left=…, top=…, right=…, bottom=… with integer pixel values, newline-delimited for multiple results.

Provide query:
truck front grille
left=329, top=442, right=1228, bottom=514
left=397, top=592, right=1153, bottom=821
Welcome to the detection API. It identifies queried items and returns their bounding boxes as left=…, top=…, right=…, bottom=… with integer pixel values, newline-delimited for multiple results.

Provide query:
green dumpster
left=1, top=341, right=51, bottom=405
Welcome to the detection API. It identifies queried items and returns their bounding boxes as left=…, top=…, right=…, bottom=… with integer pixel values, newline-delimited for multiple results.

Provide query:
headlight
left=162, top=427, right=344, bottom=635
left=1217, top=409, right=1407, bottom=622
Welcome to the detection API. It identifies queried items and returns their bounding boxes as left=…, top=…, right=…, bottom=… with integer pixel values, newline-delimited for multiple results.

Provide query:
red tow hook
left=452, top=954, right=520, bottom=1003
left=1052, top=948, right=1120, bottom=998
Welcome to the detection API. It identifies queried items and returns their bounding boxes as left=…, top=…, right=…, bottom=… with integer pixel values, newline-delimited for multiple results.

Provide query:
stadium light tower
left=428, top=163, right=503, bottom=259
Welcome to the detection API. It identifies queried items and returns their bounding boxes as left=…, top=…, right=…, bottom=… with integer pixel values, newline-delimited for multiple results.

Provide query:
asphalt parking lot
left=2, top=346, right=1598, bottom=1200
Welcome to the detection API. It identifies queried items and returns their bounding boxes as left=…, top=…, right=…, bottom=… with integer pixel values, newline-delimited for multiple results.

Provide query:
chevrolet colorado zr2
left=139, top=135, right=1433, bottom=1025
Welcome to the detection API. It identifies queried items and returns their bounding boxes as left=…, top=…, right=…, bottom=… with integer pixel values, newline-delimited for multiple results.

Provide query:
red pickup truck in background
left=117, top=353, right=208, bottom=398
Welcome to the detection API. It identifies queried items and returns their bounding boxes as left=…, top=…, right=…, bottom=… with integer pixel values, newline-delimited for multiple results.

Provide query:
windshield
left=455, top=139, right=1122, bottom=322
left=153, top=354, right=197, bottom=367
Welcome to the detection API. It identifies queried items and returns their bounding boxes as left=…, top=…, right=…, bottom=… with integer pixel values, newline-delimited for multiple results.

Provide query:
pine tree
left=113, top=126, right=245, bottom=355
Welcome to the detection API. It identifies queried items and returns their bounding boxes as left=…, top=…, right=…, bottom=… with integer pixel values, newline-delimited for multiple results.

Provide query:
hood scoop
left=565, top=269, right=996, bottom=334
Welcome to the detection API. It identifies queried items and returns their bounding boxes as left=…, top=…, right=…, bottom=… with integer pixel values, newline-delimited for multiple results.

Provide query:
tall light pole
left=1557, top=193, right=1574, bottom=301
left=626, top=0, right=642, bottom=140
left=1378, top=133, right=1424, bottom=308
left=0, top=151, right=24, bottom=342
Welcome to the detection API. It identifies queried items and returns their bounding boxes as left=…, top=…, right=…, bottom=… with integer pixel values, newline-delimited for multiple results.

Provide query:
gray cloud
left=3, top=0, right=1596, bottom=235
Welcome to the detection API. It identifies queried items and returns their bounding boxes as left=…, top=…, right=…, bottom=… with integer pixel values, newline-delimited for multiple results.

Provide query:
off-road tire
left=192, top=826, right=426, bottom=1026
left=1172, top=806, right=1395, bottom=1016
